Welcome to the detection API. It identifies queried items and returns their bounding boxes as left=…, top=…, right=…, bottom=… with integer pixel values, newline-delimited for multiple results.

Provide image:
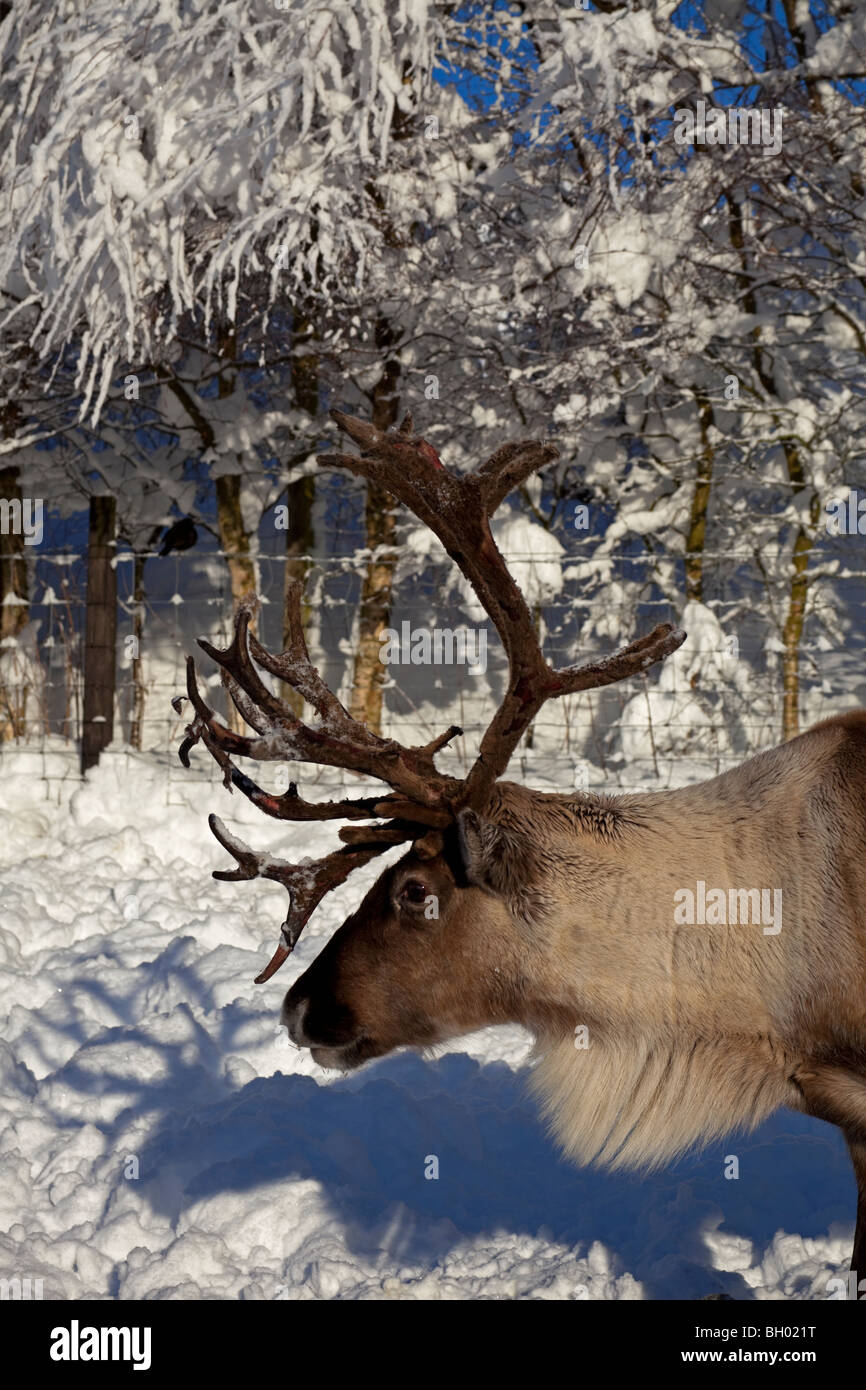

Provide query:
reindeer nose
left=281, top=984, right=359, bottom=1050
left=281, top=993, right=310, bottom=1046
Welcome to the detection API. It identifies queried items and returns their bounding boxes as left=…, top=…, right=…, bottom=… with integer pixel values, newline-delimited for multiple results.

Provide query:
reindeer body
left=513, top=712, right=866, bottom=1173
left=276, top=712, right=866, bottom=1278
left=181, top=408, right=866, bottom=1282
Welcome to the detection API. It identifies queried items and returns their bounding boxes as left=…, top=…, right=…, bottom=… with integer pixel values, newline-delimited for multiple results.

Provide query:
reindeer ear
left=457, top=809, right=505, bottom=891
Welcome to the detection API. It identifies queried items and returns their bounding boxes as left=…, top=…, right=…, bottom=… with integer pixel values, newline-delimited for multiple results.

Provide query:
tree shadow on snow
left=130, top=1049, right=855, bottom=1300
left=35, top=951, right=855, bottom=1301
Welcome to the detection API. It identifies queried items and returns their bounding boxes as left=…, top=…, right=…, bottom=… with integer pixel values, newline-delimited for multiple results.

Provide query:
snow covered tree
left=3, top=0, right=866, bottom=761
left=0, top=0, right=522, bottom=732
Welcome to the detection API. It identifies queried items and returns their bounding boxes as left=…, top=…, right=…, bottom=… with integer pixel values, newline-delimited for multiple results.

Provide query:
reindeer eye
left=401, top=880, right=428, bottom=906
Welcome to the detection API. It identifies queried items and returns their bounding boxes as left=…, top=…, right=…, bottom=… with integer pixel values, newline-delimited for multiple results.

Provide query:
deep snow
left=0, top=744, right=858, bottom=1300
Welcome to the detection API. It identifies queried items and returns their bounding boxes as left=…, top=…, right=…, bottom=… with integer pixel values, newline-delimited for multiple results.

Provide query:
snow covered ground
left=0, top=744, right=857, bottom=1301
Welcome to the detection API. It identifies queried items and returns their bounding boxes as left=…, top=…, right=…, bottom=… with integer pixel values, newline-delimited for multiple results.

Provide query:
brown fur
left=283, top=713, right=866, bottom=1267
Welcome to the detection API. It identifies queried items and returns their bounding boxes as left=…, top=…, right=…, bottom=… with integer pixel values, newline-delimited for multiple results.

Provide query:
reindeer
left=177, top=409, right=866, bottom=1283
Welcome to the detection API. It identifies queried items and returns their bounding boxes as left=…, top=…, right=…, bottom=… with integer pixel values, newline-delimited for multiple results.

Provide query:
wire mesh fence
left=2, top=533, right=866, bottom=798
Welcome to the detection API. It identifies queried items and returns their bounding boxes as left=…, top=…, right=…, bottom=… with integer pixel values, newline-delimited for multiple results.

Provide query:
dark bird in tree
left=157, top=516, right=198, bottom=558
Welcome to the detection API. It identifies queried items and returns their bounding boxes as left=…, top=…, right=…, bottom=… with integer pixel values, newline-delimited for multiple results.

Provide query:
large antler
left=319, top=410, right=686, bottom=815
left=177, top=410, right=685, bottom=982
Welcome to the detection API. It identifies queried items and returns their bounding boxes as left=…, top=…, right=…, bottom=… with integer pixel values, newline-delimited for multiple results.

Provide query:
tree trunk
left=337, top=60, right=417, bottom=733
left=0, top=467, right=28, bottom=640
left=214, top=329, right=258, bottom=731
left=523, top=606, right=544, bottom=752
left=81, top=495, right=117, bottom=772
left=0, top=466, right=30, bottom=740
left=727, top=195, right=817, bottom=742
left=685, top=395, right=714, bottom=604
left=348, top=483, right=398, bottom=732
left=281, top=317, right=318, bottom=715
left=215, top=473, right=257, bottom=730
left=160, top=351, right=257, bottom=731
left=348, top=324, right=401, bottom=732
left=215, top=474, right=257, bottom=609
left=780, top=443, right=820, bottom=741
left=281, top=475, right=315, bottom=715
left=129, top=552, right=146, bottom=750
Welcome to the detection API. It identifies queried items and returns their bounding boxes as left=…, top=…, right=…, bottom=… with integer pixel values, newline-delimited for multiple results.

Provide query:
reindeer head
left=177, top=409, right=684, bottom=1068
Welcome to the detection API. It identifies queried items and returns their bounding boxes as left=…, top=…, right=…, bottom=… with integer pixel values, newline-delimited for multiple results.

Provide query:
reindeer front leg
left=792, top=1061, right=866, bottom=1284
left=846, top=1136, right=866, bottom=1287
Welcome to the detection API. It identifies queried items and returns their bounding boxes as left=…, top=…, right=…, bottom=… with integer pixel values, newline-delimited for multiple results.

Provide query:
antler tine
left=208, top=814, right=402, bottom=982
left=459, top=622, right=687, bottom=813
left=179, top=655, right=263, bottom=770
left=337, top=819, right=422, bottom=846
left=225, top=764, right=439, bottom=825
left=555, top=623, right=687, bottom=695
left=418, top=724, right=463, bottom=758
left=247, top=581, right=359, bottom=732
left=476, top=439, right=561, bottom=516
left=221, top=669, right=272, bottom=735
left=197, top=601, right=298, bottom=734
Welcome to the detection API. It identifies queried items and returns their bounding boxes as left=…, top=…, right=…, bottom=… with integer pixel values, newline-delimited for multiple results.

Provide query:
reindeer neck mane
left=483, top=780, right=631, bottom=844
